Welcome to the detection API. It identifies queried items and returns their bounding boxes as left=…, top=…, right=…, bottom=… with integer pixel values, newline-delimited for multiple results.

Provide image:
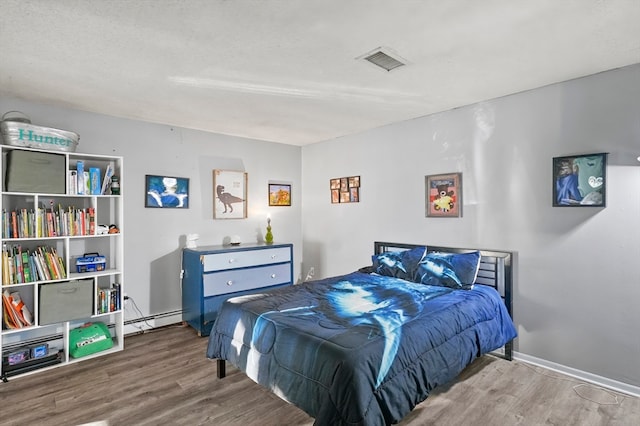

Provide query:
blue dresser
left=181, top=243, right=293, bottom=336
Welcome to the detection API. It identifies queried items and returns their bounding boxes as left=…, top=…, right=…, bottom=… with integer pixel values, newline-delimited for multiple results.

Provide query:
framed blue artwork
left=552, top=153, right=607, bottom=207
left=145, top=174, right=189, bottom=208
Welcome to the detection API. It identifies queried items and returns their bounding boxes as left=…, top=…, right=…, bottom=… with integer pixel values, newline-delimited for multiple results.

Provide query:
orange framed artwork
left=269, top=183, right=291, bottom=206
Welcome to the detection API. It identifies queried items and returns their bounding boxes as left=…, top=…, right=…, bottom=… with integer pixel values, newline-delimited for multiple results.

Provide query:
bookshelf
left=0, top=144, right=124, bottom=381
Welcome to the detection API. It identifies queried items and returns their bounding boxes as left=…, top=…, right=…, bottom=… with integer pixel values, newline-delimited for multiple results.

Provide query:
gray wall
left=301, top=64, right=640, bottom=389
left=2, top=64, right=638, bottom=391
left=0, top=97, right=303, bottom=321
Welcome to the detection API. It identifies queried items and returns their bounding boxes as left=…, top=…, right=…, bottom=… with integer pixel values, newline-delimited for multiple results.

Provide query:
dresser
left=181, top=243, right=293, bottom=336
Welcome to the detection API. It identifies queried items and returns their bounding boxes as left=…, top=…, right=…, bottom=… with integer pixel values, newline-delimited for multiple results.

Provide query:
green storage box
left=69, top=322, right=113, bottom=358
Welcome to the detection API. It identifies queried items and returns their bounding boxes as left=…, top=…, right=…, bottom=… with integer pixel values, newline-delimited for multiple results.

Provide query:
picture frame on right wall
left=552, top=152, right=607, bottom=207
left=425, top=172, right=462, bottom=217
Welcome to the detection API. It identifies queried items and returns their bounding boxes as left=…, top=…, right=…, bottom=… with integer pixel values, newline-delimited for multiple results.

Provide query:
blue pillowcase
left=371, top=247, right=481, bottom=290
left=413, top=251, right=481, bottom=289
left=371, top=246, right=427, bottom=281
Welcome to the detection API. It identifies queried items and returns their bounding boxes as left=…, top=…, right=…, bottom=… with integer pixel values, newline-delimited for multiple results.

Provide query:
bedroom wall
left=0, top=96, right=303, bottom=327
left=301, top=64, right=640, bottom=391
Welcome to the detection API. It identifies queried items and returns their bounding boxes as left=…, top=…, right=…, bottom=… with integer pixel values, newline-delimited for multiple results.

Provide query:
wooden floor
left=1, top=324, right=639, bottom=426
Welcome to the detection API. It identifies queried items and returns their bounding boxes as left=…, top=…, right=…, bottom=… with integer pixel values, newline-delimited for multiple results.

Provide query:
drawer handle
left=270, top=273, right=276, bottom=279
left=271, top=254, right=277, bottom=259
left=228, top=258, right=236, bottom=264
left=226, top=280, right=233, bottom=286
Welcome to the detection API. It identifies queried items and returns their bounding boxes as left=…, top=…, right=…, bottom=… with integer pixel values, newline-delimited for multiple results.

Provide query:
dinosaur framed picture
left=213, top=169, right=248, bottom=219
left=425, top=172, right=462, bottom=218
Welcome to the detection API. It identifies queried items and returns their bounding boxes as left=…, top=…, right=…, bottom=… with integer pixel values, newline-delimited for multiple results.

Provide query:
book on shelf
left=11, top=211, right=18, bottom=238
left=76, top=161, right=85, bottom=195
left=21, top=251, right=31, bottom=282
left=101, top=164, right=114, bottom=195
left=68, top=170, right=78, bottom=195
left=90, top=167, right=101, bottom=195
left=83, top=171, right=90, bottom=195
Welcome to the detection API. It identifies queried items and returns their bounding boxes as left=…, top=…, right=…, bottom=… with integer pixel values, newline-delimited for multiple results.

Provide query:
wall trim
left=515, top=351, right=640, bottom=398
left=124, top=310, right=183, bottom=336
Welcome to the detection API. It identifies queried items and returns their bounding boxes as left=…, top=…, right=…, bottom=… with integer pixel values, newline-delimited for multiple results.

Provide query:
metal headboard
left=374, top=241, right=514, bottom=360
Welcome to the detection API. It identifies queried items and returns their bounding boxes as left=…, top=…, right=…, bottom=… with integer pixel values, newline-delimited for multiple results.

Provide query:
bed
left=206, top=242, right=517, bottom=425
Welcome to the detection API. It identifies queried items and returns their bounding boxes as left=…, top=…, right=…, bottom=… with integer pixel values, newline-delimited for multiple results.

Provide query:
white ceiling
left=1, top=0, right=639, bottom=146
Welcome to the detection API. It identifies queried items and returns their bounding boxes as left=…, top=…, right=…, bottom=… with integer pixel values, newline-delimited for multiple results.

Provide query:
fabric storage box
left=75, top=254, right=106, bottom=273
left=39, top=279, right=93, bottom=325
left=4, top=150, right=66, bottom=193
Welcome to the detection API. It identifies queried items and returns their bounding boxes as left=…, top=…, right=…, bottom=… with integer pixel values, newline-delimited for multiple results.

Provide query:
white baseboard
left=514, top=351, right=640, bottom=398
left=124, top=311, right=182, bottom=336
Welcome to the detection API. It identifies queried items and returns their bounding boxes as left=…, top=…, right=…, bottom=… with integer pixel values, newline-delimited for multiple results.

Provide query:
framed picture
left=552, top=153, right=607, bottom=207
left=425, top=173, right=462, bottom=217
left=269, top=183, right=291, bottom=206
left=213, top=170, right=247, bottom=219
left=330, top=175, right=360, bottom=203
left=145, top=174, right=189, bottom=208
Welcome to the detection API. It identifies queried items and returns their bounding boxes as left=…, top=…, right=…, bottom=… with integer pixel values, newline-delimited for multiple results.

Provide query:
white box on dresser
left=181, top=243, right=293, bottom=336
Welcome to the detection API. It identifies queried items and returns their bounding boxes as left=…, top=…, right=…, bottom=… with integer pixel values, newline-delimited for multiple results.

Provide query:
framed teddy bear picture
left=425, top=173, right=462, bottom=218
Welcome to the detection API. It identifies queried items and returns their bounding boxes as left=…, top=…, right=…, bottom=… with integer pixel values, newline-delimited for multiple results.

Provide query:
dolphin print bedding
left=206, top=265, right=517, bottom=425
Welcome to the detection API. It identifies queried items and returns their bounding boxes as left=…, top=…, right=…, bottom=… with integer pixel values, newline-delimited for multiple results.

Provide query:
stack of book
left=1, top=245, right=66, bottom=285
left=97, top=283, right=121, bottom=314
left=1, top=206, right=96, bottom=238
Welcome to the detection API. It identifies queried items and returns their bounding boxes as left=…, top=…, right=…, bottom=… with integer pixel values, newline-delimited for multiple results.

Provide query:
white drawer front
left=202, top=247, right=291, bottom=272
left=203, top=263, right=292, bottom=297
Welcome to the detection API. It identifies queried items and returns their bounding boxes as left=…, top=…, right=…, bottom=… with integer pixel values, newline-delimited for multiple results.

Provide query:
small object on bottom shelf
left=69, top=322, right=113, bottom=358
left=1, top=350, right=63, bottom=381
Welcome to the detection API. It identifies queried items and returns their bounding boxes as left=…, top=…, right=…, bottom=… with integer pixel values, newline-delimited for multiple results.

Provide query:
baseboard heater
left=124, top=309, right=182, bottom=327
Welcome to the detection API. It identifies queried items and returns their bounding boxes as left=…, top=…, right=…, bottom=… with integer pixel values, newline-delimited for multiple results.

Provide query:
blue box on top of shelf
left=75, top=254, right=106, bottom=273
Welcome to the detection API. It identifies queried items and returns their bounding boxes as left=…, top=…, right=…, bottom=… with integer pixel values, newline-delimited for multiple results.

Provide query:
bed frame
left=216, top=242, right=515, bottom=378
left=374, top=241, right=514, bottom=360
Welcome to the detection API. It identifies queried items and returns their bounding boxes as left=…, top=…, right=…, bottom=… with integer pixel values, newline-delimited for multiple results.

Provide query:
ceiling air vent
left=360, top=48, right=406, bottom=72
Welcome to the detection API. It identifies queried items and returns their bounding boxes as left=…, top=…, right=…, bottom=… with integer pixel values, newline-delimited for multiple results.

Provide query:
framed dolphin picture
left=213, top=170, right=248, bottom=219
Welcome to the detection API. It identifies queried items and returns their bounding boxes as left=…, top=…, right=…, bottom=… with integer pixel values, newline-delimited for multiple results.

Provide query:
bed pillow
left=413, top=251, right=481, bottom=290
left=371, top=246, right=427, bottom=281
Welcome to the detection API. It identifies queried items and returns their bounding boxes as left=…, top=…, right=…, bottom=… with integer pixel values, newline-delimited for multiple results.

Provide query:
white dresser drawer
left=203, top=263, right=292, bottom=297
left=202, top=247, right=291, bottom=272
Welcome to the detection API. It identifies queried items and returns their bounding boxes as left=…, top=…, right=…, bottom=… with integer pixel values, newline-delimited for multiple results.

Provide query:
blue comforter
left=206, top=272, right=517, bottom=425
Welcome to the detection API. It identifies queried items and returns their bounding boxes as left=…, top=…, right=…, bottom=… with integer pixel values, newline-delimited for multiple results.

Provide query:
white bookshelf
left=0, top=144, right=124, bottom=381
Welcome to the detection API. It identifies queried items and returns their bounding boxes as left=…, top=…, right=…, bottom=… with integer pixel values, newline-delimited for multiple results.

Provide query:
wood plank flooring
left=1, top=324, right=638, bottom=425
